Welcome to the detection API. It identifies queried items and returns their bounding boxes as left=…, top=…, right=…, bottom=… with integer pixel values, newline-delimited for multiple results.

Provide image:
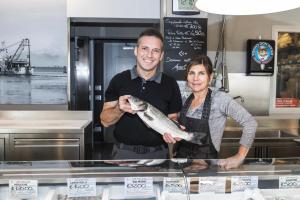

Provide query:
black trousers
left=111, top=143, right=168, bottom=159
left=175, top=141, right=217, bottom=159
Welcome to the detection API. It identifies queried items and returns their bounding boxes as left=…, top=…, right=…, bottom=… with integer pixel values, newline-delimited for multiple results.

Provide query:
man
left=100, top=28, right=182, bottom=159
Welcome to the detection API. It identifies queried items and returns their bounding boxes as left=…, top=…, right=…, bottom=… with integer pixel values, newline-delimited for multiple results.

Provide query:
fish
left=128, top=96, right=193, bottom=141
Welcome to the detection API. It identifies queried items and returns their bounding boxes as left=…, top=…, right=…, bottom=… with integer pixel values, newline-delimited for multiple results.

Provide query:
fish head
left=128, top=96, right=148, bottom=111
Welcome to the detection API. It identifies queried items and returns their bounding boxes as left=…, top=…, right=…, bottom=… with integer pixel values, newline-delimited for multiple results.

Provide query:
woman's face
left=187, top=64, right=212, bottom=93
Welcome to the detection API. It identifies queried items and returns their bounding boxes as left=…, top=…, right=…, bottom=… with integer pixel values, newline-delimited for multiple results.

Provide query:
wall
left=67, top=0, right=300, bottom=115
left=163, top=0, right=300, bottom=115
left=206, top=9, right=300, bottom=115
left=67, top=0, right=160, bottom=19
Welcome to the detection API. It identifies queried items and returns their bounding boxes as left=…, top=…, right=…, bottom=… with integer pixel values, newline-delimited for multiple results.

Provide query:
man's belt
left=117, top=143, right=165, bottom=154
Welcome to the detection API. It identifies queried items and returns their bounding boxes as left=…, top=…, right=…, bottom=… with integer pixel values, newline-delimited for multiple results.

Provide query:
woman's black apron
left=175, top=89, right=218, bottom=159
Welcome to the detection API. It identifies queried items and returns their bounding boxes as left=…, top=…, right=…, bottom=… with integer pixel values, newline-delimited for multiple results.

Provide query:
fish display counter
left=0, top=158, right=300, bottom=199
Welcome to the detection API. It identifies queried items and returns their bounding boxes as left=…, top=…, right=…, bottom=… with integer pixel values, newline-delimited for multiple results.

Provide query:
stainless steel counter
left=0, top=120, right=91, bottom=133
left=225, top=116, right=300, bottom=136
left=0, top=111, right=93, bottom=161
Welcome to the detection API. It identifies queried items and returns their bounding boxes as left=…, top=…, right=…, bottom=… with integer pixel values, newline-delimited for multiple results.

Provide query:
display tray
left=0, top=158, right=299, bottom=199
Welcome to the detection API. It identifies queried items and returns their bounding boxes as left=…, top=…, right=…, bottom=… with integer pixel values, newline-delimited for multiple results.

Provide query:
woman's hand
left=218, top=153, right=245, bottom=170
left=163, top=124, right=186, bottom=144
left=163, top=133, right=182, bottom=144
left=218, top=145, right=249, bottom=170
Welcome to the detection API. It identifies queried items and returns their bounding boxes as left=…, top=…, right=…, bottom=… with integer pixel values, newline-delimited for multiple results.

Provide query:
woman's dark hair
left=137, top=28, right=164, bottom=49
left=185, top=55, right=213, bottom=80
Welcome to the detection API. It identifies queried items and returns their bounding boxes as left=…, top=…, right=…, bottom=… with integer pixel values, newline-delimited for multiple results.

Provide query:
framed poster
left=270, top=26, right=300, bottom=114
left=172, top=0, right=200, bottom=15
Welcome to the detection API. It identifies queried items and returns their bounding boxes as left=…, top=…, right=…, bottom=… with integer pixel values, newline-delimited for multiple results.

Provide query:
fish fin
left=187, top=132, right=194, bottom=141
left=137, top=102, right=148, bottom=111
left=180, top=132, right=194, bottom=142
left=143, top=112, right=154, bottom=121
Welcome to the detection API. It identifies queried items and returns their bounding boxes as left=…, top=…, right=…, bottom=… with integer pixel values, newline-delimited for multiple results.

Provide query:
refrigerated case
left=1, top=158, right=300, bottom=199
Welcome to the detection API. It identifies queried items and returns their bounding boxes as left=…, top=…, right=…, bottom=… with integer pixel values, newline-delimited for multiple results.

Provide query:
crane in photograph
left=0, top=38, right=32, bottom=75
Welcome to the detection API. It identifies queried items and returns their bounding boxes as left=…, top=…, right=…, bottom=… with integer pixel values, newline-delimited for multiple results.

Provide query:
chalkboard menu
left=163, top=17, right=207, bottom=80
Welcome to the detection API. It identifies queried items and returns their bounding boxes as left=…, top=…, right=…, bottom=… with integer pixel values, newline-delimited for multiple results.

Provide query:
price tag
left=198, top=177, right=226, bottom=194
left=125, top=177, right=153, bottom=197
left=231, top=176, right=258, bottom=192
left=67, top=178, right=96, bottom=197
left=9, top=180, right=38, bottom=199
left=163, top=177, right=189, bottom=193
left=279, top=176, right=300, bottom=189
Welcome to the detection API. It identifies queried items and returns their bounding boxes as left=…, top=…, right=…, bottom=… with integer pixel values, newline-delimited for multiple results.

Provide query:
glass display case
left=0, top=158, right=300, bottom=199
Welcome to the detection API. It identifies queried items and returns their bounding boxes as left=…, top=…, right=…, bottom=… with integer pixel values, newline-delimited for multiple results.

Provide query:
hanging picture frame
left=172, top=0, right=200, bottom=15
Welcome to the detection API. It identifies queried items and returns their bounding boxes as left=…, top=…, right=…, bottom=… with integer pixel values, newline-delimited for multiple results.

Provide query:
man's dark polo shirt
left=104, top=66, right=182, bottom=146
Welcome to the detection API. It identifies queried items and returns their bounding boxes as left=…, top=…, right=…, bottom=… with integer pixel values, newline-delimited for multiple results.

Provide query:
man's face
left=134, top=36, right=164, bottom=72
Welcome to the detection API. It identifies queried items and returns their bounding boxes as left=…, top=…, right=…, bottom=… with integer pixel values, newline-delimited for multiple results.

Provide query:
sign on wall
left=163, top=17, right=207, bottom=80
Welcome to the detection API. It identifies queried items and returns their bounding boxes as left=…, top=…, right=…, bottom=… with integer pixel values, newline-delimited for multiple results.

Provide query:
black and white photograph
left=0, top=0, right=67, bottom=104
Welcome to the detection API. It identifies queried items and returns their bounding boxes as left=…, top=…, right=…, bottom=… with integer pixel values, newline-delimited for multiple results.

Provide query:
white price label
left=9, top=180, right=38, bottom=199
left=163, top=177, right=189, bottom=193
left=199, top=177, right=226, bottom=194
left=67, top=178, right=96, bottom=197
left=279, top=176, right=300, bottom=189
left=231, top=176, right=258, bottom=192
left=125, top=177, right=153, bottom=197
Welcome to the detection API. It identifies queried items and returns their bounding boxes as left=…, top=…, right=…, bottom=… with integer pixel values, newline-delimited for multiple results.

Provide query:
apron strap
left=202, top=88, right=212, bottom=120
left=179, top=93, right=194, bottom=124
left=180, top=89, right=212, bottom=121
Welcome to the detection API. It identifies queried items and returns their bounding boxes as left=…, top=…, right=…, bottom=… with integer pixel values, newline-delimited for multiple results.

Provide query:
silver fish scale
left=129, top=96, right=193, bottom=141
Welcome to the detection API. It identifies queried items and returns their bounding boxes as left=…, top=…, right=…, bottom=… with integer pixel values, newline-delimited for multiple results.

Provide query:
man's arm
left=100, top=95, right=134, bottom=127
left=100, top=100, right=124, bottom=127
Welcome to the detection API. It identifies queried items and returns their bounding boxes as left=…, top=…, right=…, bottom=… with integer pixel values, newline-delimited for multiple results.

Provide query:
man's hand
left=100, top=95, right=136, bottom=127
left=118, top=95, right=136, bottom=114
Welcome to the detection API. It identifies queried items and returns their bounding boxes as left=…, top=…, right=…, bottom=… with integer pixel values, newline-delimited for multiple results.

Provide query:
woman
left=163, top=55, right=257, bottom=169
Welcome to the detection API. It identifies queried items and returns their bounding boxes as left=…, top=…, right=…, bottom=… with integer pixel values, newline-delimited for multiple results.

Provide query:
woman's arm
left=219, top=93, right=257, bottom=169
left=218, top=144, right=249, bottom=170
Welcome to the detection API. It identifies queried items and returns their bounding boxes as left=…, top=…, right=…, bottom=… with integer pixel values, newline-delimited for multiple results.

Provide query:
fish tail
left=186, top=133, right=194, bottom=141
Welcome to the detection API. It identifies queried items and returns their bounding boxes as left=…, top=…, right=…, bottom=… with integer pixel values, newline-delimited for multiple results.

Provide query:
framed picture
left=270, top=26, right=300, bottom=114
left=172, top=0, right=200, bottom=15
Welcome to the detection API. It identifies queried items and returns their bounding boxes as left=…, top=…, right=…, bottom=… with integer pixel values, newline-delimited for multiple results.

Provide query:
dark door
left=93, top=40, right=136, bottom=142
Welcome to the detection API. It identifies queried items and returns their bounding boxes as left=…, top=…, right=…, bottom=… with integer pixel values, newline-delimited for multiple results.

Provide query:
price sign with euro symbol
left=67, top=178, right=96, bottom=197
left=279, top=176, right=300, bottom=189
left=9, top=180, right=38, bottom=199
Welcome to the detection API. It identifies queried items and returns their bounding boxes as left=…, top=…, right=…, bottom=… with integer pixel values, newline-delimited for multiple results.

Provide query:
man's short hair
left=137, top=28, right=164, bottom=47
